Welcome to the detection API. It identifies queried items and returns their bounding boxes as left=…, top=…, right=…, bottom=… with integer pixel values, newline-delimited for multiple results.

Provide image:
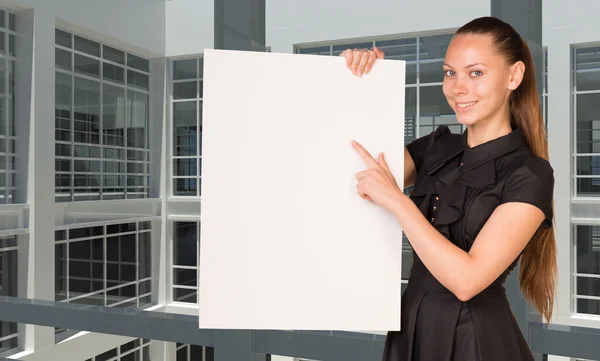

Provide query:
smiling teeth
left=457, top=102, right=476, bottom=108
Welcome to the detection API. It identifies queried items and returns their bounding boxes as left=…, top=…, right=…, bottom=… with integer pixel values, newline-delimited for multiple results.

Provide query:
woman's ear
left=508, top=60, right=525, bottom=90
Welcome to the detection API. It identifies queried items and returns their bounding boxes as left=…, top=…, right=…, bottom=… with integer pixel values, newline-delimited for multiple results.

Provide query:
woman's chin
left=455, top=114, right=477, bottom=126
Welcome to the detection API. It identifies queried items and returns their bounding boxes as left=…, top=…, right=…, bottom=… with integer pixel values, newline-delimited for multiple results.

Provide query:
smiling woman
left=341, top=16, right=556, bottom=361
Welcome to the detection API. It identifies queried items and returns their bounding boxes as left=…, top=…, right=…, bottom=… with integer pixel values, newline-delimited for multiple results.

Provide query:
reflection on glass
left=405, top=87, right=417, bottom=144
left=103, top=45, right=125, bottom=65
left=74, top=35, right=100, bottom=57
left=575, top=224, right=600, bottom=314
left=576, top=46, right=600, bottom=71
left=173, top=222, right=198, bottom=267
left=55, top=29, right=71, bottom=48
left=103, top=84, right=126, bottom=147
left=173, top=222, right=199, bottom=304
left=298, top=46, right=330, bottom=55
left=126, top=90, right=148, bottom=149
left=419, top=34, right=452, bottom=83
left=103, top=62, right=125, bottom=84
left=174, top=59, right=198, bottom=80
left=55, top=222, right=152, bottom=308
left=419, top=85, right=458, bottom=136
left=74, top=54, right=100, bottom=77
left=56, top=48, right=72, bottom=71
left=173, top=102, right=197, bottom=157
left=576, top=93, right=600, bottom=154
left=174, top=81, right=198, bottom=100
left=88, top=339, right=151, bottom=361
left=0, top=238, right=17, bottom=352
left=376, top=38, right=418, bottom=84
left=332, top=42, right=372, bottom=56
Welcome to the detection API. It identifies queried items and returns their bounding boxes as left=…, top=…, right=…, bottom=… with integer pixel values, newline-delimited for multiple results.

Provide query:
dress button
left=460, top=162, right=464, bottom=166
left=431, top=217, right=435, bottom=223
left=435, top=196, right=439, bottom=201
left=433, top=206, right=436, bottom=211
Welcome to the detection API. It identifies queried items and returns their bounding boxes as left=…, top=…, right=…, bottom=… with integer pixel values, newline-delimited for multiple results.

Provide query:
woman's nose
left=452, top=76, right=468, bottom=96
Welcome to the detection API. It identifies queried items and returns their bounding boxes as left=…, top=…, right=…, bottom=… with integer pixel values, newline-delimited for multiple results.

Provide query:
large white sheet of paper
left=199, top=48, right=406, bottom=331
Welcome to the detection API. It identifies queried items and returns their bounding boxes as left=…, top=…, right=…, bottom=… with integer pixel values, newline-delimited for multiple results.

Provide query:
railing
left=0, top=296, right=599, bottom=361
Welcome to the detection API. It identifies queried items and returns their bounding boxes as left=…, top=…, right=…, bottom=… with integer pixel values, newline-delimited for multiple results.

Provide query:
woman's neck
left=465, top=105, right=513, bottom=148
left=466, top=121, right=513, bottom=148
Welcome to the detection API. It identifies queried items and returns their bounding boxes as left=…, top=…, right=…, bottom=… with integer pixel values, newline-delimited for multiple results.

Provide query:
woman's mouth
left=455, top=101, right=477, bottom=111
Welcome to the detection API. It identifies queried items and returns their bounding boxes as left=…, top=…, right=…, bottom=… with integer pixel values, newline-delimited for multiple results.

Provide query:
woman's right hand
left=339, top=46, right=385, bottom=77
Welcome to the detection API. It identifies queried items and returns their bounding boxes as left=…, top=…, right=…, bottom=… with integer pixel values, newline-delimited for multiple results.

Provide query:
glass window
left=405, top=87, right=417, bottom=144
left=74, top=35, right=100, bottom=57
left=576, top=225, right=600, bottom=315
left=172, top=57, right=205, bottom=196
left=176, top=344, right=212, bottom=361
left=376, top=38, right=418, bottom=84
left=174, top=81, right=197, bottom=100
left=297, top=45, right=330, bottom=56
left=575, top=47, right=600, bottom=196
left=173, top=101, right=197, bottom=156
left=88, top=339, right=151, bottom=361
left=0, top=14, right=16, bottom=204
left=419, top=34, right=452, bottom=84
left=55, top=30, right=151, bottom=201
left=103, top=63, right=125, bottom=83
left=173, top=222, right=198, bottom=304
left=127, top=53, right=150, bottom=72
left=0, top=236, right=18, bottom=353
left=55, top=222, right=151, bottom=308
left=74, top=54, right=100, bottom=77
left=55, top=48, right=71, bottom=71
left=103, top=45, right=125, bottom=65
left=174, top=59, right=198, bottom=80
left=55, top=29, right=72, bottom=48
left=419, top=85, right=459, bottom=136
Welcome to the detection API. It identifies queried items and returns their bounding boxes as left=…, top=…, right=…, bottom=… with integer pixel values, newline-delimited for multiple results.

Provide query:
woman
left=343, top=16, right=556, bottom=361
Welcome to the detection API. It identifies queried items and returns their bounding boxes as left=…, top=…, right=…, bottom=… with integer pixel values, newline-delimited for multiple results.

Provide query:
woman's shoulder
left=501, top=149, right=554, bottom=182
left=406, top=125, right=463, bottom=172
left=499, top=152, right=554, bottom=227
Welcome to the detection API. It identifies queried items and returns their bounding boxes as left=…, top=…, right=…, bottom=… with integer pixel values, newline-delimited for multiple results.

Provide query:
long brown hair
left=456, top=17, right=557, bottom=324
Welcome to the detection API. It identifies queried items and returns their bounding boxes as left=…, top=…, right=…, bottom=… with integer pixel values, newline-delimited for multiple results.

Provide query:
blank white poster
left=198, top=48, right=406, bottom=331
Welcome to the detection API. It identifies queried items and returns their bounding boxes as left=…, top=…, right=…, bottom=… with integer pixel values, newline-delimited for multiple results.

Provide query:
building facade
left=0, top=0, right=598, bottom=361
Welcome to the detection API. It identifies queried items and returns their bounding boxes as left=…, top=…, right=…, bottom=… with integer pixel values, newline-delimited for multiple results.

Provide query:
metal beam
left=529, top=322, right=600, bottom=360
left=0, top=297, right=215, bottom=347
left=2, top=297, right=600, bottom=361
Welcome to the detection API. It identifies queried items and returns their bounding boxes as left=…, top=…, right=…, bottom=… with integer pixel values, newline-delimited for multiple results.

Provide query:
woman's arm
left=404, top=147, right=417, bottom=188
left=388, top=194, right=544, bottom=301
left=352, top=140, right=547, bottom=301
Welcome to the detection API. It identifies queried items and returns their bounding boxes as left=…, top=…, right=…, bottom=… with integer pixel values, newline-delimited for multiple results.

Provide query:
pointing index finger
left=352, top=140, right=378, bottom=168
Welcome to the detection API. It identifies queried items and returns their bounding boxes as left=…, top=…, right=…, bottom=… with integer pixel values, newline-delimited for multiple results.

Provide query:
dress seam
left=466, top=302, right=484, bottom=361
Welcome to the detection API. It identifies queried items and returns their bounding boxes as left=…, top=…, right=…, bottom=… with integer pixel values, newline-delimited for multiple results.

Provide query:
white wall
left=166, top=0, right=214, bottom=57
left=544, top=0, right=600, bottom=46
left=2, top=0, right=166, bottom=57
left=266, top=0, right=490, bottom=48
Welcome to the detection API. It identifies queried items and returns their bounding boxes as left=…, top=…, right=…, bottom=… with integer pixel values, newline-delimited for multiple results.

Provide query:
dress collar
left=460, top=127, right=527, bottom=171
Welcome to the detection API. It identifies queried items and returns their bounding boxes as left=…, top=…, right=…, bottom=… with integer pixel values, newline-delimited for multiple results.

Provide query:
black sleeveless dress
left=381, top=125, right=554, bottom=361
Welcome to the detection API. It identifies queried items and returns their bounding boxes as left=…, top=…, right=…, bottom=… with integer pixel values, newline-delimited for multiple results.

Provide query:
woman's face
left=442, top=33, right=519, bottom=127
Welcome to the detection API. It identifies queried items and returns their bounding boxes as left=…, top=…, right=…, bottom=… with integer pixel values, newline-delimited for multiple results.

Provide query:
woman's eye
left=471, top=70, right=483, bottom=77
left=444, top=70, right=454, bottom=77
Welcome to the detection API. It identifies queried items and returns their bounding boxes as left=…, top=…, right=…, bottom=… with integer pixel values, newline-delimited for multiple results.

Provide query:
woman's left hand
left=352, top=140, right=403, bottom=212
